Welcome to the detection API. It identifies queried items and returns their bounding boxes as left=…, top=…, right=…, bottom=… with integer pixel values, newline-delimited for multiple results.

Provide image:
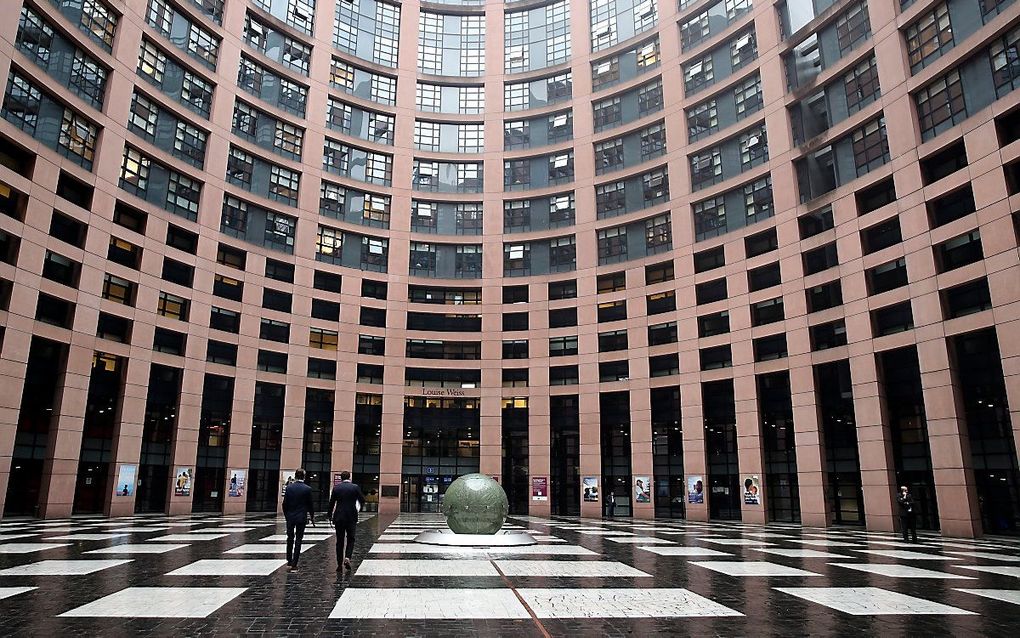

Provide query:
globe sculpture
left=441, top=473, right=509, bottom=534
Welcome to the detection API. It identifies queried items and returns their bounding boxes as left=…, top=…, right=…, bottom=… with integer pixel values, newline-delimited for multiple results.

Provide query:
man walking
left=282, top=468, right=315, bottom=571
left=329, top=470, right=366, bottom=572
left=897, top=485, right=918, bottom=543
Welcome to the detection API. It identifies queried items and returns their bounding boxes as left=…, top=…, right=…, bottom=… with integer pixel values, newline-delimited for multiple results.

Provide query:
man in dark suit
left=282, top=468, right=315, bottom=571
left=328, top=470, right=366, bottom=572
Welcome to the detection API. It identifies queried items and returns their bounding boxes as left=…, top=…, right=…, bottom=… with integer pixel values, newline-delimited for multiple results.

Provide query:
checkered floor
left=1, top=512, right=1019, bottom=635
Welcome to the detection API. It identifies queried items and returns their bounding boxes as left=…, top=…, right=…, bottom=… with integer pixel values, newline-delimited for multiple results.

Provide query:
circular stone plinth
left=413, top=530, right=537, bottom=547
left=441, top=473, right=509, bottom=534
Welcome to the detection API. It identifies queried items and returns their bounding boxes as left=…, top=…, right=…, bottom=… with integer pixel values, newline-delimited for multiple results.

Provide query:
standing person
left=282, top=468, right=315, bottom=571
left=897, top=485, right=918, bottom=543
left=329, top=470, right=366, bottom=572
left=607, top=490, right=616, bottom=518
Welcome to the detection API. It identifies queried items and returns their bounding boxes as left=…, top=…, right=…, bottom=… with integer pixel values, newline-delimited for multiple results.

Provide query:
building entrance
left=400, top=396, right=479, bottom=513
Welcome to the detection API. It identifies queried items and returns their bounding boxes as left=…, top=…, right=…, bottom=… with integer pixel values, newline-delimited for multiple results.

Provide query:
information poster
left=280, top=469, right=297, bottom=497
left=228, top=470, right=246, bottom=498
left=687, top=475, right=705, bottom=504
left=114, top=464, right=136, bottom=497
left=582, top=476, right=599, bottom=502
left=333, top=472, right=345, bottom=487
left=531, top=476, right=548, bottom=501
left=743, top=475, right=761, bottom=505
left=634, top=476, right=651, bottom=503
left=174, top=467, right=193, bottom=497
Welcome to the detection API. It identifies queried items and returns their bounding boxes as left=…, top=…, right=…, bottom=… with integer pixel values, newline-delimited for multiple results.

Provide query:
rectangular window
left=845, top=57, right=881, bottom=114
left=905, top=2, right=953, bottom=72
left=836, top=1, right=871, bottom=54
left=915, top=70, right=967, bottom=141
left=851, top=118, right=890, bottom=175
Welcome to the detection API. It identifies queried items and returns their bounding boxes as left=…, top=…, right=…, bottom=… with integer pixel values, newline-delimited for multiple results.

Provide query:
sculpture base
left=413, top=530, right=537, bottom=547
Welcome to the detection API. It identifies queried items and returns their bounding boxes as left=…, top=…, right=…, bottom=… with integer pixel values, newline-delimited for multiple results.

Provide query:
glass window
left=915, top=70, right=967, bottom=141
left=120, top=147, right=150, bottom=194
left=129, top=92, right=159, bottom=138
left=58, top=110, right=98, bottom=168
left=845, top=56, right=881, bottom=114
left=851, top=118, right=890, bottom=175
left=687, top=100, right=718, bottom=142
left=836, top=1, right=871, bottom=54
left=990, top=25, right=1020, bottom=98
left=905, top=2, right=953, bottom=72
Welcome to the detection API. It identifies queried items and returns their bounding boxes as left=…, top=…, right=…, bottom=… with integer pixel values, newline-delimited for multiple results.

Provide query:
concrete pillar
left=0, top=326, right=31, bottom=519
left=38, top=341, right=93, bottom=518
left=528, top=392, right=551, bottom=517
left=735, top=373, right=766, bottom=524
left=851, top=352, right=897, bottom=532
left=104, top=353, right=151, bottom=517
left=790, top=363, right=830, bottom=527
left=167, top=365, right=205, bottom=515
left=630, top=386, right=654, bottom=520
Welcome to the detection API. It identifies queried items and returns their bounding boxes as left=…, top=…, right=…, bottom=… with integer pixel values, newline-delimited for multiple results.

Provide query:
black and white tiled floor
left=1, top=513, right=1020, bottom=635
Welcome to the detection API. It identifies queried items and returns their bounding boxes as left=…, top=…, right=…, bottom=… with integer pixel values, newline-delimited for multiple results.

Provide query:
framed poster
left=743, top=475, right=761, bottom=505
left=634, top=476, right=651, bottom=503
left=582, top=476, right=599, bottom=502
left=174, top=467, right=193, bottom=497
left=280, top=469, right=297, bottom=497
left=227, top=470, right=246, bottom=498
left=687, top=475, right=704, bottom=504
left=531, top=476, right=548, bottom=501
left=114, top=464, right=136, bottom=497
left=333, top=472, right=345, bottom=487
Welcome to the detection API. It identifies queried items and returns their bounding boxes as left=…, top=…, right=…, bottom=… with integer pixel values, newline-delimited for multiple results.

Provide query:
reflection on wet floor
left=0, top=512, right=1019, bottom=635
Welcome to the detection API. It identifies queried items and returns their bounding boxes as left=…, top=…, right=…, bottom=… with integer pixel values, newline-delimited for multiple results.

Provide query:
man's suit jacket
left=282, top=480, right=315, bottom=524
left=329, top=482, right=367, bottom=522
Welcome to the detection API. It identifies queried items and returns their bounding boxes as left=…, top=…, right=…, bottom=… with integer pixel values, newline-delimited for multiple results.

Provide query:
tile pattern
left=0, top=512, right=1018, bottom=635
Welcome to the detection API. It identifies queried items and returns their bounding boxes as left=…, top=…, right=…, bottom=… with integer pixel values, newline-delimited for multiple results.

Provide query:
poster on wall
left=114, top=464, right=137, bottom=497
left=531, top=476, right=548, bottom=501
left=687, top=475, right=705, bottom=504
left=174, top=467, right=193, bottom=497
left=634, top=476, right=651, bottom=504
left=280, top=469, right=297, bottom=497
left=582, top=476, right=599, bottom=502
left=743, top=475, right=761, bottom=505
left=227, top=470, right=246, bottom=498
left=333, top=472, right=345, bottom=487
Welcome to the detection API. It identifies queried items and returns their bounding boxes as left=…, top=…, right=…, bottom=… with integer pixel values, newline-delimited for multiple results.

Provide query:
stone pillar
left=735, top=373, right=767, bottom=524
left=105, top=353, right=151, bottom=517
left=377, top=377, right=404, bottom=515
left=578, top=385, right=601, bottom=520
left=278, top=381, right=306, bottom=514
left=916, top=338, right=981, bottom=537
left=630, top=386, right=654, bottom=520
left=167, top=365, right=204, bottom=515
left=38, top=341, right=93, bottom=518
left=851, top=352, right=897, bottom=532
left=0, top=326, right=31, bottom=519
left=681, top=377, right=708, bottom=522
left=790, top=364, right=830, bottom=527
left=528, top=392, right=551, bottom=517
left=223, top=370, right=255, bottom=516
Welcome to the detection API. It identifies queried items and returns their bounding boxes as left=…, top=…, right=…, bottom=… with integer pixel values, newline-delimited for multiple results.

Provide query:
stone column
left=0, top=326, right=31, bottom=519
left=790, top=364, right=830, bottom=527
left=105, top=353, right=151, bottom=517
left=851, top=352, right=897, bottom=532
left=38, top=341, right=93, bottom=518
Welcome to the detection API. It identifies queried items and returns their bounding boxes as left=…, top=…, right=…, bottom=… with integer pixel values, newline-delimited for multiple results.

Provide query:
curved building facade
left=0, top=0, right=1019, bottom=536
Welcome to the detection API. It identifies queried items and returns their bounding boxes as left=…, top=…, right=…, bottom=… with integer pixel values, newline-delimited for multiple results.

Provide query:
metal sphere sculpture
left=441, top=473, right=509, bottom=534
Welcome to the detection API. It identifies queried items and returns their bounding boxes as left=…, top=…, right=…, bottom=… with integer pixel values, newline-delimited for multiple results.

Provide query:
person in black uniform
left=897, top=485, right=918, bottom=543
left=282, top=468, right=315, bottom=571
left=328, top=470, right=366, bottom=572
